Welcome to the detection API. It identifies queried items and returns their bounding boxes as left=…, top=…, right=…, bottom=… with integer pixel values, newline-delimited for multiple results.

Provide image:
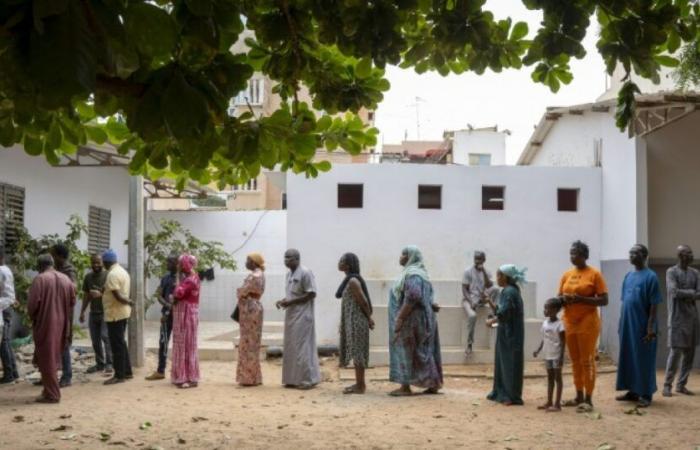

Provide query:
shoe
left=86, top=365, right=105, bottom=374
left=103, top=377, right=125, bottom=385
left=59, top=379, right=72, bottom=388
left=35, top=395, right=59, bottom=404
left=615, top=392, right=639, bottom=402
left=145, top=372, right=165, bottom=381
left=465, top=344, right=473, bottom=356
left=104, top=366, right=114, bottom=375
left=676, top=386, right=695, bottom=396
left=637, top=397, right=652, bottom=408
left=125, top=374, right=134, bottom=380
left=662, top=387, right=672, bottom=397
left=0, top=376, right=18, bottom=384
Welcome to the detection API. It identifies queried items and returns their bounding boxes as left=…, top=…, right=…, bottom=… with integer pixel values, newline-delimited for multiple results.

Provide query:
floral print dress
left=236, top=269, right=265, bottom=385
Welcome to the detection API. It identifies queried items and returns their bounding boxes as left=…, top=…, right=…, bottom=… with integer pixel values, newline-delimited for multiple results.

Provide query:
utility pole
left=128, top=175, right=145, bottom=367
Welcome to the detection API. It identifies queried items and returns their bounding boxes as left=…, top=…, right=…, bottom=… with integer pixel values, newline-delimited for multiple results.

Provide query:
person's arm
left=644, top=304, right=658, bottom=342
left=112, top=289, right=133, bottom=306
left=483, top=269, right=493, bottom=289
left=533, top=340, right=543, bottom=358
left=666, top=269, right=696, bottom=301
left=280, top=271, right=317, bottom=308
left=27, top=279, right=40, bottom=321
left=155, top=283, right=167, bottom=308
left=0, top=272, right=12, bottom=311
left=79, top=287, right=91, bottom=322
left=644, top=276, right=662, bottom=342
left=568, top=293, right=608, bottom=306
left=395, top=276, right=422, bottom=334
left=461, top=283, right=470, bottom=303
left=347, top=279, right=374, bottom=328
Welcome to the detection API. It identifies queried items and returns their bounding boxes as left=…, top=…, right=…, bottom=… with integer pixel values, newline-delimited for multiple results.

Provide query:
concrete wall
left=646, top=111, right=700, bottom=258
left=452, top=129, right=507, bottom=166
left=144, top=210, right=288, bottom=322
left=0, top=147, right=130, bottom=259
left=287, top=164, right=602, bottom=344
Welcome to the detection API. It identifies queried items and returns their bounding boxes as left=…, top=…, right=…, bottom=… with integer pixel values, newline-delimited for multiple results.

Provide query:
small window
left=418, top=185, right=441, bottom=209
left=88, top=205, right=111, bottom=254
left=281, top=193, right=287, bottom=210
left=367, top=111, right=375, bottom=122
left=469, top=153, right=492, bottom=166
left=482, top=186, right=505, bottom=210
left=0, top=182, right=25, bottom=251
left=338, top=184, right=363, bottom=208
left=558, top=188, right=579, bottom=212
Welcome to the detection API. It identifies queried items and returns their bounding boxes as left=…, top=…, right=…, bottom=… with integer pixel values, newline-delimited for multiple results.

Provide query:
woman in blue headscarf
left=486, top=264, right=526, bottom=405
left=388, top=246, right=443, bottom=396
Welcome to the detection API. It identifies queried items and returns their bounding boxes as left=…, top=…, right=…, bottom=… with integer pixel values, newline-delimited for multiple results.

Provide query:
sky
left=374, top=1, right=608, bottom=163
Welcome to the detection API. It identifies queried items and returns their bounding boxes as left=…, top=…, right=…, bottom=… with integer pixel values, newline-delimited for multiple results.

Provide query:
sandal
left=537, top=404, right=552, bottom=410
left=576, top=403, right=593, bottom=413
left=562, top=399, right=581, bottom=407
left=546, top=406, right=562, bottom=412
left=615, top=392, right=639, bottom=402
left=388, top=388, right=413, bottom=397
left=343, top=385, right=365, bottom=395
left=422, top=387, right=441, bottom=395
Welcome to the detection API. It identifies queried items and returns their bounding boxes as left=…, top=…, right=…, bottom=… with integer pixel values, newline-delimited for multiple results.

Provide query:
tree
left=1, top=1, right=697, bottom=187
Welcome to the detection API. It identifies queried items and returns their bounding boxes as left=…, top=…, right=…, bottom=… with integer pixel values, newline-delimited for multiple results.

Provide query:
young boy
left=533, top=297, right=566, bottom=412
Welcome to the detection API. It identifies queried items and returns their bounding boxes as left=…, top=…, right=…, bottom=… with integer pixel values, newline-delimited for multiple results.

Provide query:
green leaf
left=510, top=22, right=528, bottom=40
left=185, top=0, right=213, bottom=17
left=315, top=160, right=332, bottom=172
left=47, top=120, right=63, bottom=151
left=124, top=3, right=177, bottom=59
left=105, top=119, right=131, bottom=143
left=162, top=73, right=209, bottom=140
left=356, top=57, right=372, bottom=79
left=316, top=115, right=332, bottom=132
left=23, top=134, right=44, bottom=156
left=655, top=55, right=679, bottom=68
left=85, top=126, right=108, bottom=144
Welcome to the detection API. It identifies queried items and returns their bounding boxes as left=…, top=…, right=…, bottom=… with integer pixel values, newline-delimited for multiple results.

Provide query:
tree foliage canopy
left=1, top=0, right=698, bottom=186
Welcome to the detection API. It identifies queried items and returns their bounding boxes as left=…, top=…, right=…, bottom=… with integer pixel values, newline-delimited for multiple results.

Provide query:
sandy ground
left=1, top=355, right=699, bottom=450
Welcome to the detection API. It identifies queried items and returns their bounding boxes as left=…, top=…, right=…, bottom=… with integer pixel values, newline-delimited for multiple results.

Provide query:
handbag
left=231, top=305, right=239, bottom=322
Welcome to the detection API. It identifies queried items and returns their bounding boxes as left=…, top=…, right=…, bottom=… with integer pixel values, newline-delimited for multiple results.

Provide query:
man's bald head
left=677, top=245, right=694, bottom=268
left=37, top=253, right=54, bottom=272
left=284, top=249, right=300, bottom=271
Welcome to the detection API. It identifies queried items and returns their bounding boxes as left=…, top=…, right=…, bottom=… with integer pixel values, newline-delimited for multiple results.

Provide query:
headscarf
left=248, top=252, right=265, bottom=271
left=335, top=252, right=372, bottom=313
left=392, top=245, right=430, bottom=298
left=179, top=253, right=198, bottom=274
left=102, top=249, right=117, bottom=263
left=498, top=264, right=527, bottom=285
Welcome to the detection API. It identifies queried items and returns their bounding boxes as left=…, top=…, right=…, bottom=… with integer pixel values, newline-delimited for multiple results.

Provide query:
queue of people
left=1, top=240, right=698, bottom=408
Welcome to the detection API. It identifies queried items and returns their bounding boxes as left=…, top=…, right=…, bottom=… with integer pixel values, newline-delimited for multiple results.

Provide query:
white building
left=450, top=126, right=508, bottom=166
left=518, top=91, right=700, bottom=367
left=0, top=146, right=130, bottom=260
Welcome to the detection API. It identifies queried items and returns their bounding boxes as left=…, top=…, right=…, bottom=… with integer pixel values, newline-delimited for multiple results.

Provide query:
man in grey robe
left=462, top=251, right=499, bottom=355
left=663, top=245, right=700, bottom=397
left=277, top=249, right=320, bottom=389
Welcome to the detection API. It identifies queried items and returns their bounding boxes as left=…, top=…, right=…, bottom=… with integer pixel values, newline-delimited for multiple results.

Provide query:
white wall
left=452, top=130, right=506, bottom=166
left=287, top=164, right=602, bottom=344
left=0, top=146, right=130, bottom=259
left=145, top=210, right=288, bottom=321
left=527, top=111, right=639, bottom=261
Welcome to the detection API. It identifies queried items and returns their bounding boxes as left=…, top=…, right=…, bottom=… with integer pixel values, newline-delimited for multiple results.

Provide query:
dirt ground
left=1, top=355, right=699, bottom=450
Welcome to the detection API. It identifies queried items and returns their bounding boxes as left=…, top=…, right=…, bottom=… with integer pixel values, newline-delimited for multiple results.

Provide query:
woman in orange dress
left=236, top=253, right=266, bottom=386
left=558, top=241, right=608, bottom=410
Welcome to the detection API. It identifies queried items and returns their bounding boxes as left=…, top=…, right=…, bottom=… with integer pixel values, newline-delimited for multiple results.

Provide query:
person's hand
left=276, top=300, right=288, bottom=309
left=90, top=289, right=102, bottom=299
left=642, top=328, right=656, bottom=343
left=368, top=317, right=375, bottom=330
left=431, top=303, right=441, bottom=313
left=79, top=312, right=85, bottom=324
left=485, top=318, right=497, bottom=327
left=532, top=350, right=539, bottom=358
left=160, top=315, right=166, bottom=324
left=167, top=294, right=174, bottom=304
left=12, top=300, right=20, bottom=308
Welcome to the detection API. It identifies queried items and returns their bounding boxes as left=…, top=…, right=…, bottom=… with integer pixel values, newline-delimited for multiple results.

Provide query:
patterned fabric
left=487, top=285, right=524, bottom=405
left=388, top=274, right=443, bottom=389
left=236, top=269, right=265, bottom=385
left=173, top=273, right=200, bottom=304
left=339, top=284, right=370, bottom=368
left=171, top=301, right=200, bottom=385
left=179, top=254, right=197, bottom=273
left=392, top=245, right=429, bottom=299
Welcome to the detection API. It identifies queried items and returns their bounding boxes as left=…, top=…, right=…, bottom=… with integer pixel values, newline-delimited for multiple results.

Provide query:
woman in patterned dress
left=236, top=253, right=266, bottom=386
left=171, top=254, right=201, bottom=389
left=336, top=253, right=374, bottom=394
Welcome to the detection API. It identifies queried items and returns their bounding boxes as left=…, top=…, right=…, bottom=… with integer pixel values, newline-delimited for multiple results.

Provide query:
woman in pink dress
left=236, top=253, right=266, bottom=386
left=171, top=254, right=201, bottom=389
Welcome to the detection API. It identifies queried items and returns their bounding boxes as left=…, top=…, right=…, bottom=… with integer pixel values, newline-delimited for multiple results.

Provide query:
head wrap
left=393, top=245, right=430, bottom=298
left=102, top=249, right=117, bottom=263
left=498, top=264, right=527, bottom=285
left=336, top=253, right=372, bottom=313
left=179, top=253, right=198, bottom=273
left=248, top=252, right=265, bottom=271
